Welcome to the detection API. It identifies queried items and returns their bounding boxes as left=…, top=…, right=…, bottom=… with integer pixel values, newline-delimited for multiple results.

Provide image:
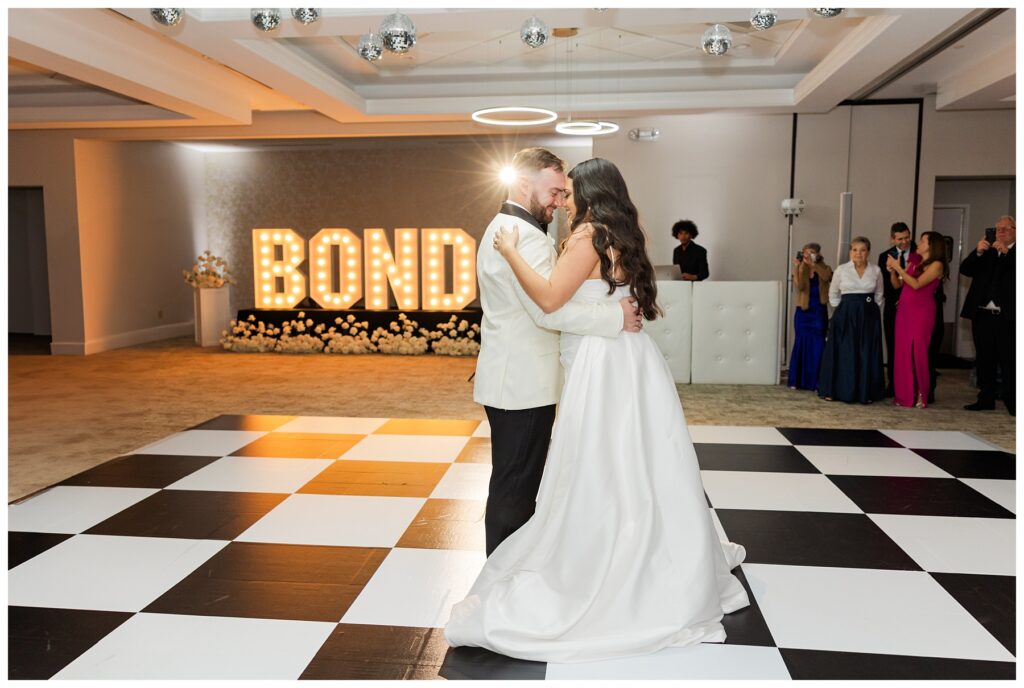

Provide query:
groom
left=474, top=147, right=642, bottom=555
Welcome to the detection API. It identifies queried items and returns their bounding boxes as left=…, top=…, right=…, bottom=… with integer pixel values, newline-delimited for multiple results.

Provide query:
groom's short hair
left=512, top=147, right=565, bottom=177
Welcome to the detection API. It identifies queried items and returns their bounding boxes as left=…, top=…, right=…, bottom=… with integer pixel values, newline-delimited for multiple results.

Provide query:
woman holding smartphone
left=788, top=242, right=833, bottom=390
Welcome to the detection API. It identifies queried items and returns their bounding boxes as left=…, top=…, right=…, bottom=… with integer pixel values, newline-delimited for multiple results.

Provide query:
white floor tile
left=236, top=493, right=424, bottom=547
left=8, top=486, right=159, bottom=534
left=471, top=420, right=490, bottom=438
left=54, top=613, right=335, bottom=679
left=795, top=445, right=953, bottom=478
left=340, top=434, right=470, bottom=463
left=546, top=644, right=791, bottom=680
left=341, top=548, right=485, bottom=628
left=742, top=563, right=1015, bottom=662
left=166, top=456, right=333, bottom=493
left=8, top=535, right=226, bottom=612
left=132, top=430, right=267, bottom=457
left=688, top=426, right=790, bottom=445
left=273, top=416, right=387, bottom=435
left=869, top=514, right=1016, bottom=576
left=960, top=478, right=1016, bottom=514
left=700, top=471, right=861, bottom=513
left=430, top=463, right=492, bottom=500
left=879, top=430, right=999, bottom=451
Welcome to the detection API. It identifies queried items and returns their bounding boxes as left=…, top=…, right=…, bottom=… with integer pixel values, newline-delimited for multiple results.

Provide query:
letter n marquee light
left=310, top=228, right=363, bottom=309
left=253, top=229, right=307, bottom=308
left=421, top=228, right=477, bottom=310
left=363, top=228, right=419, bottom=310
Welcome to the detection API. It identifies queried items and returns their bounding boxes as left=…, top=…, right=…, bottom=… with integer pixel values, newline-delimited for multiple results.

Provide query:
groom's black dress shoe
left=964, top=401, right=996, bottom=411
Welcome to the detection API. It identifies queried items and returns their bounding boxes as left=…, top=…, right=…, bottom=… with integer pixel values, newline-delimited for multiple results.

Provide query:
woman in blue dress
left=788, top=242, right=833, bottom=390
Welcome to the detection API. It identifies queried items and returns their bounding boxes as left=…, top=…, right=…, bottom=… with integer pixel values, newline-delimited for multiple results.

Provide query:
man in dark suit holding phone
left=959, top=216, right=1015, bottom=416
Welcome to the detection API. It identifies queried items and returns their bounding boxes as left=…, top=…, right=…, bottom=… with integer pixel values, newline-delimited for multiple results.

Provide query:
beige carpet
left=9, top=336, right=1016, bottom=502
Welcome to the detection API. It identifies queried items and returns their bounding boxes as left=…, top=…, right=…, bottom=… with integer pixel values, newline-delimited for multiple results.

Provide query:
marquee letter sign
left=252, top=227, right=477, bottom=311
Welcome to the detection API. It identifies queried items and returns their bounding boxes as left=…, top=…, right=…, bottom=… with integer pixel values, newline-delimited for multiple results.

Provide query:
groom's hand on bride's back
left=620, top=297, right=643, bottom=332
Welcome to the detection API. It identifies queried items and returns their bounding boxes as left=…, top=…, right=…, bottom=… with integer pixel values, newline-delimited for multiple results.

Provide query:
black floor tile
left=84, top=490, right=287, bottom=539
left=300, top=624, right=449, bottom=679
left=189, top=414, right=296, bottom=431
left=695, top=444, right=820, bottom=473
left=439, top=646, right=547, bottom=680
left=931, top=572, right=1015, bottom=655
left=144, top=542, right=388, bottom=623
left=913, top=449, right=1016, bottom=480
left=777, top=427, right=901, bottom=448
left=780, top=648, right=1015, bottom=680
left=717, top=509, right=921, bottom=570
left=8, top=606, right=133, bottom=679
left=58, top=454, right=221, bottom=489
left=722, top=566, right=776, bottom=647
left=9, top=532, right=74, bottom=569
left=827, top=475, right=1015, bottom=518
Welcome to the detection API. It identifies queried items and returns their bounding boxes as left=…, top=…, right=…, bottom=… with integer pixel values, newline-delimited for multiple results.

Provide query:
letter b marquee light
left=251, top=227, right=477, bottom=310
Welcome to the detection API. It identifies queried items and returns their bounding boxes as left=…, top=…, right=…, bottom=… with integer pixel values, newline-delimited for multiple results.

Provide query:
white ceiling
left=7, top=7, right=1015, bottom=138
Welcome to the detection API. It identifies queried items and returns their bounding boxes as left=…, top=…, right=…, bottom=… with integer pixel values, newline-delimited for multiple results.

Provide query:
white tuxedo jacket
left=473, top=206, right=622, bottom=410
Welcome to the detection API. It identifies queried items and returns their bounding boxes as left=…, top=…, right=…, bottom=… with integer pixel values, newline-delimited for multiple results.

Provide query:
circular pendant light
left=471, top=106, right=558, bottom=127
left=556, top=120, right=618, bottom=136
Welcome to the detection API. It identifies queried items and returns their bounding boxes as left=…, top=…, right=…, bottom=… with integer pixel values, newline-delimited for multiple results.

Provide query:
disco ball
left=810, top=8, right=845, bottom=18
left=358, top=32, right=384, bottom=62
left=150, top=8, right=184, bottom=27
left=379, top=11, right=416, bottom=54
left=701, top=24, right=732, bottom=57
left=750, top=8, right=778, bottom=31
left=520, top=16, right=550, bottom=49
left=251, top=8, right=282, bottom=32
left=291, top=8, right=321, bottom=25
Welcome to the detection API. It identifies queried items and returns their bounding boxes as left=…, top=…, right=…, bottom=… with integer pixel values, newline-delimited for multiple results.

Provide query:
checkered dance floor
left=8, top=416, right=1016, bottom=679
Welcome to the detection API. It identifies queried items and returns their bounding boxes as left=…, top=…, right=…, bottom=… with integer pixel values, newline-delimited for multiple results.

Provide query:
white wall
left=594, top=113, right=794, bottom=282
left=73, top=140, right=204, bottom=352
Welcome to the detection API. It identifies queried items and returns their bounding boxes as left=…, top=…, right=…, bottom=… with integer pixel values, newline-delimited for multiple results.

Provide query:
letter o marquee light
left=309, top=228, right=363, bottom=309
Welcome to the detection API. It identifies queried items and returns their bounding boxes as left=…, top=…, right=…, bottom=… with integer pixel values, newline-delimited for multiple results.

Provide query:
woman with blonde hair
left=818, top=236, right=885, bottom=403
left=788, top=242, right=833, bottom=390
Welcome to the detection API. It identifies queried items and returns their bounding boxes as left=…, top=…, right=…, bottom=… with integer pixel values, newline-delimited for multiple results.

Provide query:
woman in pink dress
left=886, top=231, right=949, bottom=408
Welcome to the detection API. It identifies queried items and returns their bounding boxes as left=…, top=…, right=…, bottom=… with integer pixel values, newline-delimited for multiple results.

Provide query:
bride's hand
left=492, top=224, right=520, bottom=258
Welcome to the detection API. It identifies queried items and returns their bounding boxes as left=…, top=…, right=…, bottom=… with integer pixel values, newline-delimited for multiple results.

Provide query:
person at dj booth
left=671, top=219, right=709, bottom=282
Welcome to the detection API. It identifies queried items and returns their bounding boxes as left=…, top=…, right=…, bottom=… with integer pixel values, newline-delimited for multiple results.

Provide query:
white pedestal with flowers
left=183, top=250, right=236, bottom=347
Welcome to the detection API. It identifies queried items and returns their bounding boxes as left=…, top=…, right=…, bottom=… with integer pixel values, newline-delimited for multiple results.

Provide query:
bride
left=444, top=158, right=749, bottom=663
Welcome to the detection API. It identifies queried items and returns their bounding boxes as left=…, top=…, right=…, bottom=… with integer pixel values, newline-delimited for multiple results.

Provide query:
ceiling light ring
left=472, top=106, right=558, bottom=127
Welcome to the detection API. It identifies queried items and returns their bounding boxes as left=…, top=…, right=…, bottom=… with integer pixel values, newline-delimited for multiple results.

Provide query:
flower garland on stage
left=222, top=312, right=480, bottom=356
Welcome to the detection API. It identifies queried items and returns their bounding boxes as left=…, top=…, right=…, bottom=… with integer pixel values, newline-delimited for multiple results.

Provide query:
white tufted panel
left=691, top=281, right=781, bottom=384
left=644, top=281, right=692, bottom=384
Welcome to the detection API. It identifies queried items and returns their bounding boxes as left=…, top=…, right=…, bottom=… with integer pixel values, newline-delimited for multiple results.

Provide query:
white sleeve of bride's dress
left=511, top=232, right=622, bottom=338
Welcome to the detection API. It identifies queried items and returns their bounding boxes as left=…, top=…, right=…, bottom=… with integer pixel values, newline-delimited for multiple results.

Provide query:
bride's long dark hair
left=567, top=158, right=661, bottom=320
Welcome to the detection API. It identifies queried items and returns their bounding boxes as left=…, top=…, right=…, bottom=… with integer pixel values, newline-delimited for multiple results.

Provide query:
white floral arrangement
left=221, top=314, right=280, bottom=352
left=220, top=311, right=481, bottom=356
left=370, top=313, right=430, bottom=355
left=322, top=315, right=376, bottom=354
left=183, top=250, right=235, bottom=289
left=427, top=315, right=481, bottom=356
left=274, top=312, right=325, bottom=354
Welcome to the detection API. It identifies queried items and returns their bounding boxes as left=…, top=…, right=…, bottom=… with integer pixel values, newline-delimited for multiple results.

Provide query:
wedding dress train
left=445, top=280, right=749, bottom=663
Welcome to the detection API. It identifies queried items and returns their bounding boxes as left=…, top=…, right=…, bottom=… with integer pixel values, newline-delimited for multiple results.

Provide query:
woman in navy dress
left=788, top=242, right=832, bottom=390
left=818, top=236, right=886, bottom=403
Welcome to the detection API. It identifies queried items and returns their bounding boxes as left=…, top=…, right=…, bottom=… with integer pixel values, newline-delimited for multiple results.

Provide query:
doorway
left=8, top=187, right=52, bottom=354
left=933, top=177, right=1016, bottom=361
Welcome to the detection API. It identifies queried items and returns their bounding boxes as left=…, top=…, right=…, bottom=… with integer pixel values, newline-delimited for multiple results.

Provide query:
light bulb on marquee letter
left=252, top=228, right=307, bottom=308
left=421, top=228, right=477, bottom=311
left=309, top=228, right=363, bottom=308
left=363, top=228, right=419, bottom=310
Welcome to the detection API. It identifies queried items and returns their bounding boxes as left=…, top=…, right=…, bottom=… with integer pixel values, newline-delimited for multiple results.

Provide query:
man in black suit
left=959, top=215, right=1015, bottom=416
left=879, top=222, right=913, bottom=397
left=671, top=219, right=709, bottom=281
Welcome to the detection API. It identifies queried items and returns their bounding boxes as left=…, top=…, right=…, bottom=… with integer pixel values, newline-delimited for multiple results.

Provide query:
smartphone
left=795, top=251, right=804, bottom=261
left=985, top=227, right=996, bottom=243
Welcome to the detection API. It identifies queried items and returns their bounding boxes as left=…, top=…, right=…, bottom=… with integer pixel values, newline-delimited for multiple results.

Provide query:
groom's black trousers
left=483, top=404, right=557, bottom=556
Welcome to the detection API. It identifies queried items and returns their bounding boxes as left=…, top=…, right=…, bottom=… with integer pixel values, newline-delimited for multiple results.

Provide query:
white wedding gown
left=445, top=280, right=750, bottom=663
